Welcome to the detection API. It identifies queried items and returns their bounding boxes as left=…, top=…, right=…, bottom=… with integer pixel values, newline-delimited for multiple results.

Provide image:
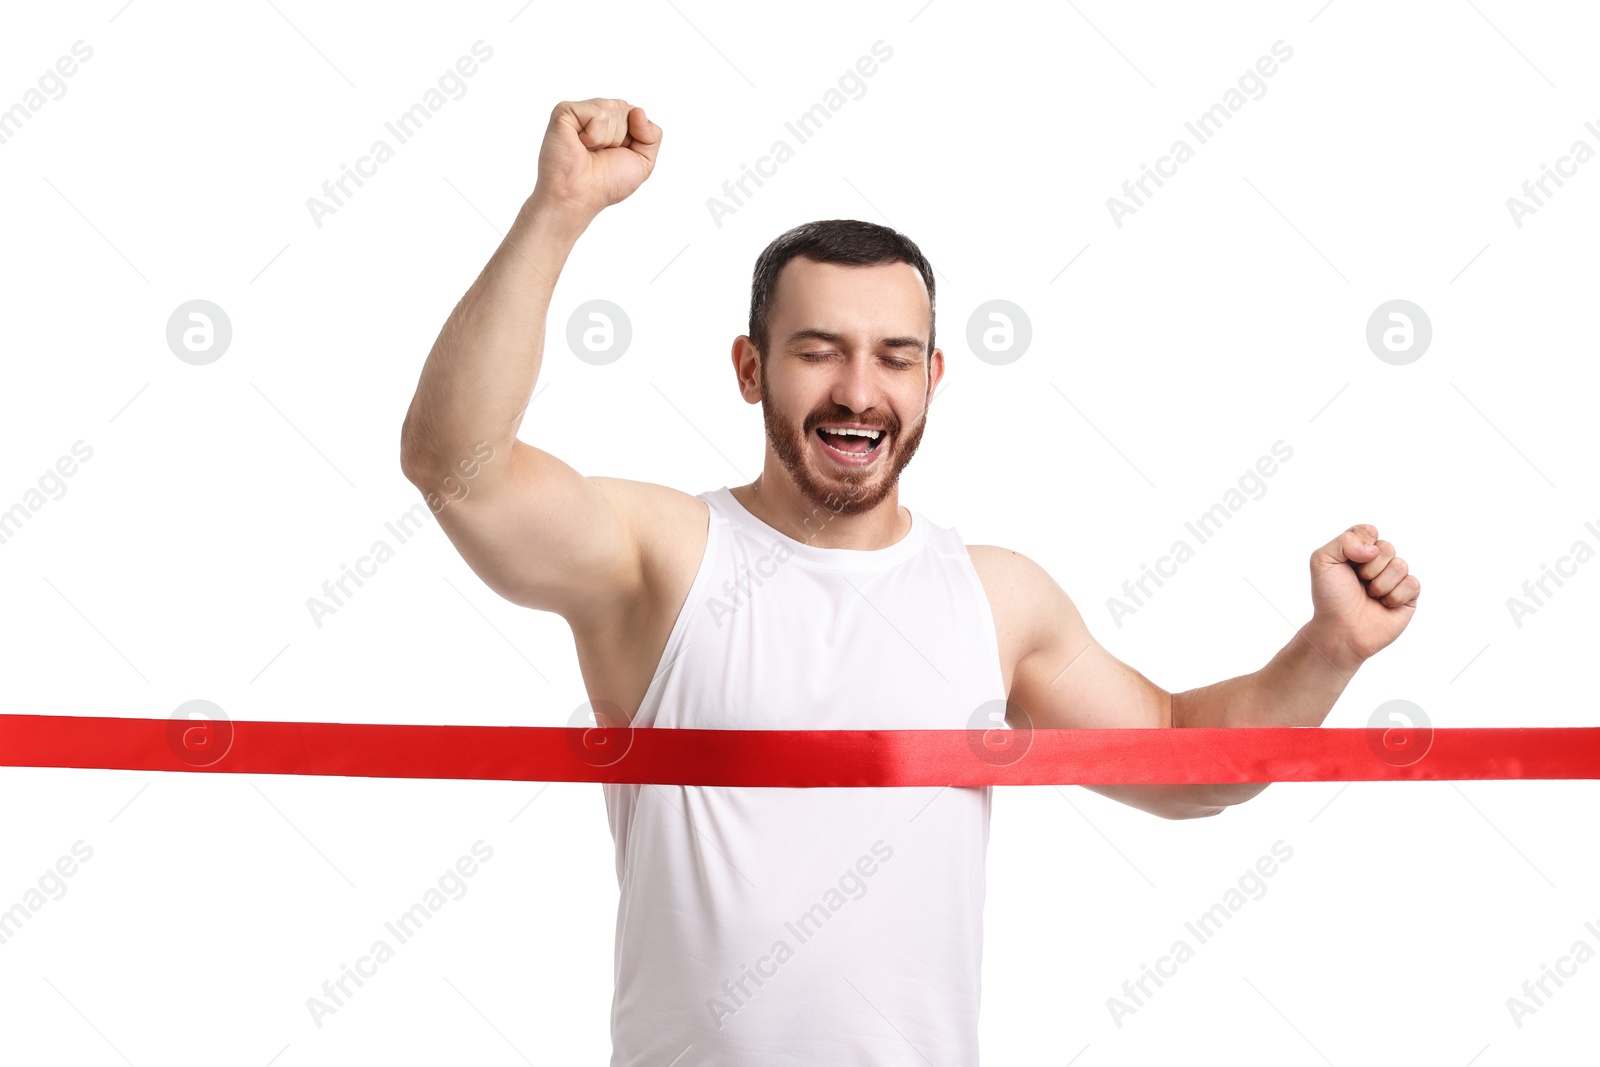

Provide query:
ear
left=732, top=336, right=763, bottom=404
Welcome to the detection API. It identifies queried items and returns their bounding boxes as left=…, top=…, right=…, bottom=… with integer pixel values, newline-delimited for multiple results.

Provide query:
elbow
left=399, top=408, right=504, bottom=489
left=399, top=448, right=429, bottom=488
left=398, top=411, right=434, bottom=486
left=1173, top=782, right=1266, bottom=816
left=1170, top=784, right=1244, bottom=818
left=1161, top=802, right=1227, bottom=820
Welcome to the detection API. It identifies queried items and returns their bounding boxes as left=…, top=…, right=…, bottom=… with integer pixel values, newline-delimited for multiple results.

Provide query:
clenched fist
left=533, top=98, right=661, bottom=222
left=1307, top=523, right=1420, bottom=668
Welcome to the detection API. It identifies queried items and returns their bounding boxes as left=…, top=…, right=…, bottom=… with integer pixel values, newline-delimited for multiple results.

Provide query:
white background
left=2, top=0, right=1597, bottom=1063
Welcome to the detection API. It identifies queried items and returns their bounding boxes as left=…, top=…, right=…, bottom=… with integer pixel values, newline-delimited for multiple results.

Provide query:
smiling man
left=399, top=98, right=1421, bottom=1066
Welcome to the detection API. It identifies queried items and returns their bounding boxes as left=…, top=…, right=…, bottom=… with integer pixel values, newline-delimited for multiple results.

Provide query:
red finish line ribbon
left=2, top=715, right=1599, bottom=785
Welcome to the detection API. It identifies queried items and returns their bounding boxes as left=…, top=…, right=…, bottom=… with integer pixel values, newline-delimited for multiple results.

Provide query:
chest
left=639, top=529, right=1011, bottom=729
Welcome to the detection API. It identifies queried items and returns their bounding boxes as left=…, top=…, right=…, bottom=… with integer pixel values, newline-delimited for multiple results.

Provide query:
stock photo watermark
left=167, top=699, right=233, bottom=767
left=703, top=482, right=870, bottom=627
left=566, top=299, right=632, bottom=365
left=1106, top=440, right=1295, bottom=627
left=705, top=539, right=796, bottom=627
left=1505, top=118, right=1600, bottom=229
left=966, top=299, right=1032, bottom=366
left=308, top=441, right=494, bottom=629
left=1365, top=299, right=1431, bottom=365
left=0, top=40, right=94, bottom=148
left=166, top=299, right=233, bottom=365
left=0, top=440, right=93, bottom=549
left=1504, top=519, right=1600, bottom=629
left=967, top=698, right=1031, bottom=766
left=568, top=698, right=633, bottom=767
left=1106, top=839, right=1295, bottom=1027
left=305, top=501, right=432, bottom=629
left=1365, top=699, right=1432, bottom=767
left=412, top=439, right=496, bottom=514
left=1504, top=918, right=1600, bottom=1029
left=705, top=40, right=894, bottom=229
left=306, top=41, right=495, bottom=229
left=0, top=841, right=95, bottom=948
left=707, top=839, right=895, bottom=1030
left=306, top=840, right=495, bottom=1028
left=1107, top=40, right=1294, bottom=229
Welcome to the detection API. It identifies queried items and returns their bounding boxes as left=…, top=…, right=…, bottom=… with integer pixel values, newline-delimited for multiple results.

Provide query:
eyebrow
left=783, top=328, right=927, bottom=353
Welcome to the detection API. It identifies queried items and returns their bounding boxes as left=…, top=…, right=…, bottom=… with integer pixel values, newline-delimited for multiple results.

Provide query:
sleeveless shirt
left=602, top=486, right=1008, bottom=1066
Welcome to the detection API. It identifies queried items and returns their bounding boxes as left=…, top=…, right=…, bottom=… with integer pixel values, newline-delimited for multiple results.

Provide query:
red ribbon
left=2, top=715, right=1598, bottom=785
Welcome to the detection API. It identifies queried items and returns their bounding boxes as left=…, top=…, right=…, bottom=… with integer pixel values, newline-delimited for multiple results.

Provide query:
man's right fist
left=533, top=98, right=661, bottom=221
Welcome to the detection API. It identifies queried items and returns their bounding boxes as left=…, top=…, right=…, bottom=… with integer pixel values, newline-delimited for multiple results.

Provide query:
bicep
left=1007, top=559, right=1172, bottom=731
left=985, top=547, right=1209, bottom=825
left=1001, top=559, right=1207, bottom=817
left=424, top=439, right=649, bottom=621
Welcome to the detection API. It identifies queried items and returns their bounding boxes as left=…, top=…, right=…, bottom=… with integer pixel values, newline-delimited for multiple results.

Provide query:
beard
left=759, top=362, right=929, bottom=518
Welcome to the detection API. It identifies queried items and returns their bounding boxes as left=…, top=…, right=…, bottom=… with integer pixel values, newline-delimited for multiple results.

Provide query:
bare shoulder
left=589, top=475, right=706, bottom=526
left=967, top=544, right=1081, bottom=623
left=966, top=544, right=1050, bottom=600
left=589, top=476, right=710, bottom=588
left=966, top=544, right=1081, bottom=688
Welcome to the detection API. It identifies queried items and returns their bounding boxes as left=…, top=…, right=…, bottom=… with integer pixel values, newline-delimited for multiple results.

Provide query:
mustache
left=803, top=411, right=897, bottom=434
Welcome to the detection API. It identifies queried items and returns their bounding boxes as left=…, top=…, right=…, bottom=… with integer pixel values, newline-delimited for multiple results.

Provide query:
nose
left=829, top=350, right=879, bottom=416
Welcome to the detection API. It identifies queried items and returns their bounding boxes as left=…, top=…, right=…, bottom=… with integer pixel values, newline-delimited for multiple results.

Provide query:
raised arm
left=398, top=99, right=665, bottom=625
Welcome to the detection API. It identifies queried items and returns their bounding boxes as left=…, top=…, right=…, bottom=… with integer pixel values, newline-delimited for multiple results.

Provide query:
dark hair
left=747, top=219, right=936, bottom=362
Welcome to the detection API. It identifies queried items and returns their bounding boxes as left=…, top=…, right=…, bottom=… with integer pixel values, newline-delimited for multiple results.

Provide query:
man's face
left=751, top=257, right=941, bottom=517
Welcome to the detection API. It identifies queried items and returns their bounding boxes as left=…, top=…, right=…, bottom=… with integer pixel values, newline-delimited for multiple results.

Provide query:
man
left=399, top=98, right=1420, bottom=1065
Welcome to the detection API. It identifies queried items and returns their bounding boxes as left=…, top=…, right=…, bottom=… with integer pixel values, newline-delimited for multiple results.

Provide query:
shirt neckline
left=711, top=486, right=927, bottom=570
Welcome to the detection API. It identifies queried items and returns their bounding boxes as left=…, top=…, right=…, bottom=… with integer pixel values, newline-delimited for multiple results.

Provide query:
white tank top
left=602, top=486, right=1008, bottom=1066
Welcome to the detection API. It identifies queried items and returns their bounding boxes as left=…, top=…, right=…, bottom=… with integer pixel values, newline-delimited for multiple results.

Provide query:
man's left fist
left=1307, top=523, right=1421, bottom=667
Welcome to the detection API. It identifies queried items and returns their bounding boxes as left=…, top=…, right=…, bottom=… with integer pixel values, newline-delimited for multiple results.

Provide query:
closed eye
left=796, top=351, right=915, bottom=369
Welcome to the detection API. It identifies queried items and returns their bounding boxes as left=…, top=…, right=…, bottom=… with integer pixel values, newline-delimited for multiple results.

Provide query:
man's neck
left=729, top=464, right=910, bottom=551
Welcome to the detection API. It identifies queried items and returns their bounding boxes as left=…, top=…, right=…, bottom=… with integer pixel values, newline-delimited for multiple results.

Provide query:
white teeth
left=820, top=427, right=881, bottom=439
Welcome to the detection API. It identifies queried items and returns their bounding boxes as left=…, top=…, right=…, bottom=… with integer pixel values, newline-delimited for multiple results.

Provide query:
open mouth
left=814, top=426, right=888, bottom=463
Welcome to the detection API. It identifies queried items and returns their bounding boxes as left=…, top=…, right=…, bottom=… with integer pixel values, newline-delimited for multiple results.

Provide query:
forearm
left=400, top=194, right=591, bottom=479
left=1176, top=620, right=1358, bottom=729
left=1170, top=620, right=1361, bottom=809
